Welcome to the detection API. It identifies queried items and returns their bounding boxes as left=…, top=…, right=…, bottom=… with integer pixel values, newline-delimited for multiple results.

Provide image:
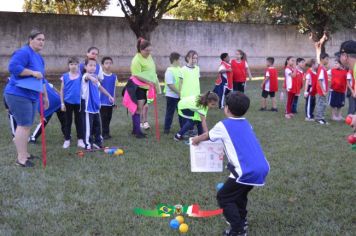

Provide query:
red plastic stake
left=39, top=93, right=47, bottom=168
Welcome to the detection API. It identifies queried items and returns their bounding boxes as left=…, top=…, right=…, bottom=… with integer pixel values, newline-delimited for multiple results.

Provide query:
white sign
left=190, top=139, right=225, bottom=172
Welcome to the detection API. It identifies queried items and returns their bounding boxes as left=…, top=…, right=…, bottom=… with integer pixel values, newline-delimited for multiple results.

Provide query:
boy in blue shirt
left=100, top=57, right=118, bottom=140
left=192, top=92, right=270, bottom=236
left=81, top=58, right=114, bottom=150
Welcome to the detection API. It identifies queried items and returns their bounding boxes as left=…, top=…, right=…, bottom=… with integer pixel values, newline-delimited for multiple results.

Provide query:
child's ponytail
left=196, top=91, right=219, bottom=107
left=285, top=56, right=293, bottom=67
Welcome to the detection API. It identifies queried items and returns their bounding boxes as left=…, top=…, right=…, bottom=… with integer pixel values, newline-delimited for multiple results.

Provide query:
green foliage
left=23, top=0, right=110, bottom=15
left=169, top=0, right=272, bottom=23
left=265, top=0, right=356, bottom=39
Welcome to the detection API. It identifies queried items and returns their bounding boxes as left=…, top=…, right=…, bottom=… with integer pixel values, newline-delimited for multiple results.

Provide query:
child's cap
left=335, top=40, right=356, bottom=57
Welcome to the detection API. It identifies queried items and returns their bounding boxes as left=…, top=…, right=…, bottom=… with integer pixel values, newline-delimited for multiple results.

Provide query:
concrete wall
left=0, top=12, right=355, bottom=77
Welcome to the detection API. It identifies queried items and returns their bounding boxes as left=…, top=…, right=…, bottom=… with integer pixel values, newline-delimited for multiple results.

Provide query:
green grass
left=0, top=79, right=355, bottom=236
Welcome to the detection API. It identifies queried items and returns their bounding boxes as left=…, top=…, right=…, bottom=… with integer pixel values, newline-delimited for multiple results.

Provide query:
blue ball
left=216, top=182, right=224, bottom=191
left=169, top=219, right=180, bottom=230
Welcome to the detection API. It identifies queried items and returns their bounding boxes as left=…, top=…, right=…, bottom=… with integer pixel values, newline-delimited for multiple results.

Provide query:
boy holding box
left=192, top=92, right=270, bottom=236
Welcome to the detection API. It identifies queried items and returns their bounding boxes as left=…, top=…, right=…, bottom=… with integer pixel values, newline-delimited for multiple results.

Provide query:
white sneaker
left=63, top=140, right=70, bottom=149
left=77, top=139, right=85, bottom=148
left=143, top=122, right=150, bottom=130
left=140, top=123, right=144, bottom=128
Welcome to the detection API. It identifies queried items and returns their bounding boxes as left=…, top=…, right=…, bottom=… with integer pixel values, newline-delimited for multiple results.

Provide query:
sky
left=0, top=0, right=124, bottom=17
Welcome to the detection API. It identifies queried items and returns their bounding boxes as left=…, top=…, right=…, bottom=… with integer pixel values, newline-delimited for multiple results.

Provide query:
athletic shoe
left=63, top=140, right=71, bottom=149
left=143, top=122, right=151, bottom=130
left=305, top=117, right=315, bottom=122
left=285, top=114, right=292, bottom=119
left=184, top=140, right=190, bottom=145
left=242, top=219, right=248, bottom=230
left=223, top=229, right=247, bottom=236
left=174, top=133, right=183, bottom=141
left=270, top=108, right=278, bottom=112
left=77, top=139, right=85, bottom=148
left=93, top=143, right=103, bottom=150
left=16, top=160, right=34, bottom=167
left=316, top=119, right=328, bottom=125
left=103, top=134, right=112, bottom=140
left=259, top=107, right=266, bottom=111
left=28, top=137, right=36, bottom=144
left=225, top=219, right=248, bottom=230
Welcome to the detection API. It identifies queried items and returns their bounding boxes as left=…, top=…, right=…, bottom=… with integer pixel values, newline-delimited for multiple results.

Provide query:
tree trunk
left=130, top=20, right=158, bottom=41
left=310, top=30, right=329, bottom=63
left=315, top=41, right=327, bottom=63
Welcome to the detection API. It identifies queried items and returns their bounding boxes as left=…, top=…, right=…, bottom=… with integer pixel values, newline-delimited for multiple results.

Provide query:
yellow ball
left=179, top=223, right=188, bottom=233
left=175, top=215, right=184, bottom=224
left=117, top=149, right=124, bottom=155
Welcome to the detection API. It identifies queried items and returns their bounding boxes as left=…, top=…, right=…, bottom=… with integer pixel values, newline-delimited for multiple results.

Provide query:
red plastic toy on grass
left=345, top=115, right=356, bottom=150
left=345, top=115, right=352, bottom=126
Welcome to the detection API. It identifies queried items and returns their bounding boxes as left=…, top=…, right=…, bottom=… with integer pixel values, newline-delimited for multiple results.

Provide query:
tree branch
left=157, top=0, right=182, bottom=19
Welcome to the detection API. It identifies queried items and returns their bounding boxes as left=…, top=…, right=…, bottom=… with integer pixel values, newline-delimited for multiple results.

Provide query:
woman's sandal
left=16, top=160, right=34, bottom=167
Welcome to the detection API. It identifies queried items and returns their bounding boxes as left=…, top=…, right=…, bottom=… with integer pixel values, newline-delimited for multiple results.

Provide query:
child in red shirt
left=329, top=60, right=348, bottom=120
left=315, top=53, right=330, bottom=125
left=231, top=49, right=253, bottom=93
left=292, top=58, right=305, bottom=113
left=284, top=56, right=297, bottom=119
left=304, top=59, right=318, bottom=121
left=260, top=57, right=278, bottom=111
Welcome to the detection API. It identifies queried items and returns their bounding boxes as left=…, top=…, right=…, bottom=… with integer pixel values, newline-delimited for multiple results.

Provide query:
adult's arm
left=59, top=78, right=66, bottom=111
left=8, top=49, right=43, bottom=79
left=42, top=83, right=49, bottom=110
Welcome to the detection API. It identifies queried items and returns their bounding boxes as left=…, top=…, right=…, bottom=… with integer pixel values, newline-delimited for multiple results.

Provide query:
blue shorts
left=4, top=94, right=38, bottom=127
left=329, top=91, right=345, bottom=108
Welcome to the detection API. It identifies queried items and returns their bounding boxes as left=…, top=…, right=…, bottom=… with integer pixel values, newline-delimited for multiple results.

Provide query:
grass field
left=0, top=79, right=355, bottom=236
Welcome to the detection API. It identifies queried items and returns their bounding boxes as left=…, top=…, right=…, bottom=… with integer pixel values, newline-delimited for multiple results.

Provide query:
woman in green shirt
left=123, top=38, right=160, bottom=138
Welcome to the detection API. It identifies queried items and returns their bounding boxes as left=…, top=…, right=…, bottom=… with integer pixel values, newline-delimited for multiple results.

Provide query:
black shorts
left=233, top=82, right=245, bottom=93
left=136, top=87, right=148, bottom=101
left=329, top=91, right=345, bottom=108
left=261, top=90, right=275, bottom=98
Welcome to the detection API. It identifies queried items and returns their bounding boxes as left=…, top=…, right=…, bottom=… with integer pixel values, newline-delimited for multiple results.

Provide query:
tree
left=117, top=0, right=183, bottom=40
left=264, top=0, right=356, bottom=61
left=168, top=0, right=274, bottom=24
left=23, top=0, right=110, bottom=15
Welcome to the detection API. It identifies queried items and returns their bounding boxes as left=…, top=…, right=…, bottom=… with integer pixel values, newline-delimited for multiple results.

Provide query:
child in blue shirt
left=81, top=58, right=114, bottom=150
left=192, top=92, right=270, bottom=236
left=100, top=57, right=118, bottom=140
left=60, top=57, right=84, bottom=149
